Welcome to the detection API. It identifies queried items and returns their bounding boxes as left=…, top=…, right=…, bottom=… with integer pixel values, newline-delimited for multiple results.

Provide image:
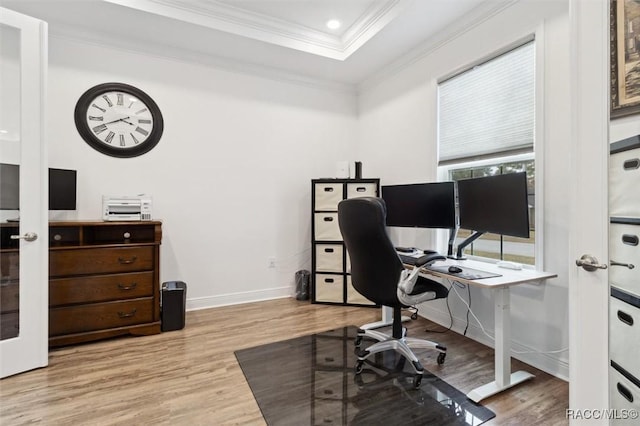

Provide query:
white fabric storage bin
left=314, top=213, right=342, bottom=241
left=610, top=365, right=640, bottom=424
left=610, top=221, right=640, bottom=296
left=314, top=183, right=344, bottom=211
left=315, top=244, right=343, bottom=272
left=346, top=275, right=375, bottom=305
left=610, top=147, right=640, bottom=217
left=346, top=182, right=378, bottom=199
left=314, top=274, right=343, bottom=302
left=610, top=289, right=640, bottom=383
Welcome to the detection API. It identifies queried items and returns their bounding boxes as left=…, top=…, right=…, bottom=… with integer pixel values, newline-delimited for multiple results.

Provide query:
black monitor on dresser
left=0, top=164, right=77, bottom=213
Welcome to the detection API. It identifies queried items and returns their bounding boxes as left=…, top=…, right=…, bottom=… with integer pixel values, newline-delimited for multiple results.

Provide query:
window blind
left=438, top=41, right=535, bottom=165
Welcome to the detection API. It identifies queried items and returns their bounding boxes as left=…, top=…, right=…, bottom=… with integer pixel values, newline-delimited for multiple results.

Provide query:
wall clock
left=74, top=82, right=164, bottom=158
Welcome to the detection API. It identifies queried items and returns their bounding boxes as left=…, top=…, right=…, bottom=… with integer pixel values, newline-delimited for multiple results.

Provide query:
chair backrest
left=338, top=197, right=404, bottom=307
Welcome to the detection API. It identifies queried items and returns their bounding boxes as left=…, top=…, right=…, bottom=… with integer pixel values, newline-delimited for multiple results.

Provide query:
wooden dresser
left=48, top=221, right=162, bottom=346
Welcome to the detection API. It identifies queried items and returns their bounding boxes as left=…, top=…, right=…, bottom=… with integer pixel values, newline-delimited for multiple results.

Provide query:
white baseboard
left=420, top=306, right=569, bottom=381
left=185, top=286, right=292, bottom=311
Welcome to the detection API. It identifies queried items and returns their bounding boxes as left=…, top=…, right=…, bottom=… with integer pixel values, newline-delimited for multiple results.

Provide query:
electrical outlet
left=268, top=257, right=276, bottom=268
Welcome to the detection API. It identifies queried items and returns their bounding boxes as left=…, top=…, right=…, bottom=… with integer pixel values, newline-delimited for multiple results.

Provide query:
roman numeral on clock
left=117, top=93, right=124, bottom=106
left=105, top=131, right=115, bottom=144
left=92, top=124, right=108, bottom=134
left=130, top=133, right=140, bottom=144
left=102, top=95, right=113, bottom=107
left=120, top=134, right=125, bottom=146
left=139, top=119, right=151, bottom=124
left=91, top=103, right=106, bottom=113
left=88, top=116, right=104, bottom=121
left=135, top=108, right=148, bottom=115
left=135, top=126, right=149, bottom=136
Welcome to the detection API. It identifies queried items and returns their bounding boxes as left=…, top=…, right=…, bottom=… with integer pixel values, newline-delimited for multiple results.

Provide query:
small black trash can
left=161, top=281, right=186, bottom=331
left=295, top=270, right=310, bottom=301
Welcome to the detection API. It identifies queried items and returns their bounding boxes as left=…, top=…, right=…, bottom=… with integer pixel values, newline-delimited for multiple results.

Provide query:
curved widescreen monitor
left=457, top=171, right=530, bottom=238
left=381, top=182, right=456, bottom=229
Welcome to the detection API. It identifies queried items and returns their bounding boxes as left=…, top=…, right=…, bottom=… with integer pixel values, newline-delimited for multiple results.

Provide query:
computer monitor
left=382, top=182, right=456, bottom=229
left=381, top=182, right=456, bottom=255
left=0, top=163, right=19, bottom=210
left=49, top=168, right=77, bottom=211
left=0, top=164, right=77, bottom=212
left=455, top=171, right=530, bottom=259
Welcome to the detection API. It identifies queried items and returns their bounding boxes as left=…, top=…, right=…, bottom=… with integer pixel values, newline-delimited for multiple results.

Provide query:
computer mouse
left=448, top=265, right=463, bottom=274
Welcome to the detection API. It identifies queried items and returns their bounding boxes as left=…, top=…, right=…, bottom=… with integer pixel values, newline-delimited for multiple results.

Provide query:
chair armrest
left=414, top=254, right=446, bottom=268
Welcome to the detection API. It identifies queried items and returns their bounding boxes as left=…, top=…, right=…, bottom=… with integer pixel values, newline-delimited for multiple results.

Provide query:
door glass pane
left=0, top=23, right=22, bottom=340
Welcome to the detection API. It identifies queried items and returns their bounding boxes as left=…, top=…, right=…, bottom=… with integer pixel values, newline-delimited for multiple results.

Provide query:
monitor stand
left=449, top=230, right=485, bottom=260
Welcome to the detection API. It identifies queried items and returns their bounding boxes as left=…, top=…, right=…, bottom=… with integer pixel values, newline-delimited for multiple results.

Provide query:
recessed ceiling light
left=326, top=19, right=341, bottom=30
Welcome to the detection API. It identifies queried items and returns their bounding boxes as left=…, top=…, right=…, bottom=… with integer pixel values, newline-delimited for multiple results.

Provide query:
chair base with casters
left=354, top=306, right=447, bottom=388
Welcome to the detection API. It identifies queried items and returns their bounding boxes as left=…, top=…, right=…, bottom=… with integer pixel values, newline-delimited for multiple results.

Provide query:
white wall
left=46, top=36, right=358, bottom=309
left=357, top=1, right=571, bottom=379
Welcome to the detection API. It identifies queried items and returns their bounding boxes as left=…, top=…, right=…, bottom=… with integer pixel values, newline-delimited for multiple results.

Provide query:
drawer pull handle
left=324, top=187, right=334, bottom=192
left=617, top=382, right=634, bottom=403
left=117, top=283, right=138, bottom=291
left=323, top=217, right=334, bottom=222
left=617, top=310, right=634, bottom=326
left=118, top=256, right=137, bottom=264
left=623, top=158, right=640, bottom=170
left=622, top=234, right=639, bottom=246
left=611, top=260, right=635, bottom=270
left=324, top=248, right=334, bottom=253
left=356, top=187, right=366, bottom=192
left=117, top=309, right=137, bottom=319
left=325, top=278, right=335, bottom=283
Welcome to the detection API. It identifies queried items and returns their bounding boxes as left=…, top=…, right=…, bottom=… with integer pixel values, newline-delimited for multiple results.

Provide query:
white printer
left=103, top=195, right=153, bottom=221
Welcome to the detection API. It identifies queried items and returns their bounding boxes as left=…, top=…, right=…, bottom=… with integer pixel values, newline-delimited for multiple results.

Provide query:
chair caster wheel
left=437, top=352, right=446, bottom=365
left=354, top=335, right=362, bottom=347
left=355, top=360, right=364, bottom=375
left=413, top=374, right=422, bottom=389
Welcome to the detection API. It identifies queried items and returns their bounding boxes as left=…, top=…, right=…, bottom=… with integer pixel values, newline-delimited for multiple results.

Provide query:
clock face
left=75, top=83, right=164, bottom=158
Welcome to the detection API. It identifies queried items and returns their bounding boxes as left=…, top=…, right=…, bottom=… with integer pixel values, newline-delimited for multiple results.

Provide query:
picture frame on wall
left=611, top=0, right=640, bottom=119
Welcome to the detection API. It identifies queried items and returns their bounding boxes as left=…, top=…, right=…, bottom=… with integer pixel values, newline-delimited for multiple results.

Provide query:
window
left=438, top=40, right=537, bottom=265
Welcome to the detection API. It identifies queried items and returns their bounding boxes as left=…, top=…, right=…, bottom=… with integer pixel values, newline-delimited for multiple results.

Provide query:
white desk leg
left=467, top=287, right=535, bottom=403
left=360, top=306, right=410, bottom=330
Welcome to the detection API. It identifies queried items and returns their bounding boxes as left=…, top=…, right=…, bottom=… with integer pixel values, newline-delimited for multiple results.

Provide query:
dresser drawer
left=314, top=183, right=344, bottom=211
left=0, top=282, right=19, bottom=313
left=50, top=271, right=154, bottom=307
left=50, top=246, right=154, bottom=277
left=346, top=182, right=378, bottom=199
left=610, top=221, right=640, bottom=295
left=610, top=289, right=640, bottom=382
left=610, top=365, right=640, bottom=424
left=314, top=273, right=343, bottom=303
left=315, top=244, right=343, bottom=272
left=49, top=298, right=154, bottom=336
left=314, top=213, right=342, bottom=241
left=610, top=147, right=640, bottom=217
left=0, top=251, right=19, bottom=281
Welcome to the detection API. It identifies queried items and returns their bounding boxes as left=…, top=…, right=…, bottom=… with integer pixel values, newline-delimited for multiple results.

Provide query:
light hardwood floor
left=0, top=298, right=568, bottom=425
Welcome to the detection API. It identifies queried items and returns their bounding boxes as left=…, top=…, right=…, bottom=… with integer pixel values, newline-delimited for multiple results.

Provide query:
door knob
left=10, top=232, right=38, bottom=242
left=576, top=254, right=607, bottom=271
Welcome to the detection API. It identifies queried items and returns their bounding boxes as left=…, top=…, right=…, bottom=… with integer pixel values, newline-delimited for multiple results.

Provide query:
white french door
left=0, top=7, right=48, bottom=378
left=568, top=0, right=610, bottom=420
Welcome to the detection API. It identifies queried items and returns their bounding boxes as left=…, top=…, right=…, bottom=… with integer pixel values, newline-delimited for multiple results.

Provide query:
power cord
left=449, top=281, right=568, bottom=355
left=424, top=282, right=457, bottom=334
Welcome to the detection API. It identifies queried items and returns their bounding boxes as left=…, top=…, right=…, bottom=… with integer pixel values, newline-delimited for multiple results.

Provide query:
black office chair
left=338, top=197, right=449, bottom=388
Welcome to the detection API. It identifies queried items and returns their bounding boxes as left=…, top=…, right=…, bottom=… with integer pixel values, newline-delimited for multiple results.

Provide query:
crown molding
left=49, top=24, right=357, bottom=95
left=358, top=0, right=519, bottom=92
left=103, top=0, right=408, bottom=60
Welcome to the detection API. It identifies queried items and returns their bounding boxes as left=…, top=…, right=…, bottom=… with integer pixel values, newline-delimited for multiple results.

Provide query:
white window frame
left=436, top=32, right=544, bottom=270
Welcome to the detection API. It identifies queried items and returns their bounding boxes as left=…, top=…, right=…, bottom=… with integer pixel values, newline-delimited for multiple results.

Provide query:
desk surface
left=417, top=258, right=557, bottom=288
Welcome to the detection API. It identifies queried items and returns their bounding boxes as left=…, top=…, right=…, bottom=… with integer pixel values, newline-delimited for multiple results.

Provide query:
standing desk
left=416, top=258, right=557, bottom=403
